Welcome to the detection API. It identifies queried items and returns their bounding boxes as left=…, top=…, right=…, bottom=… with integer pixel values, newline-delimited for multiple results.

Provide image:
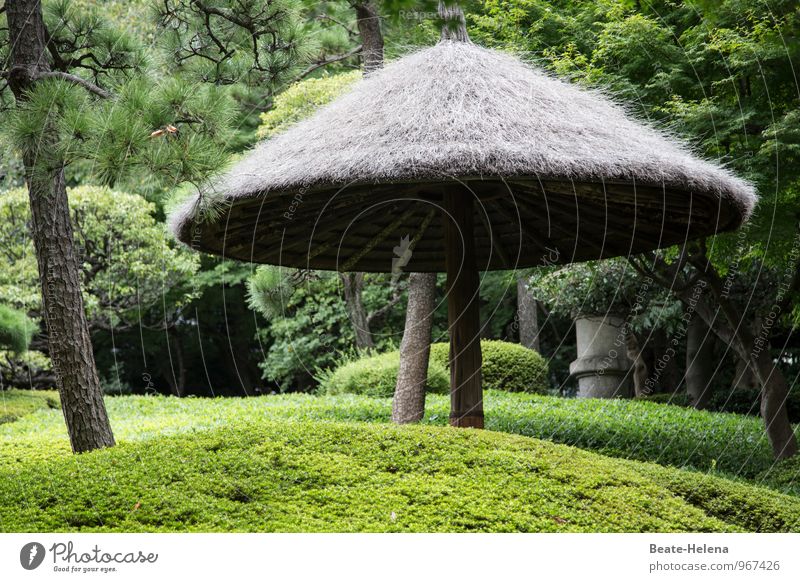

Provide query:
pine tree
left=0, top=0, right=305, bottom=451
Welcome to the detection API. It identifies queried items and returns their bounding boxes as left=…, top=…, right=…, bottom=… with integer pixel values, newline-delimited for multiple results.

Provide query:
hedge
left=429, top=340, right=549, bottom=393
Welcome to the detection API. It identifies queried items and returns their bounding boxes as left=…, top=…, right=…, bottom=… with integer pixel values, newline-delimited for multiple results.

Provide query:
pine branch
left=292, top=45, right=362, bottom=84
left=35, top=71, right=112, bottom=98
left=316, top=14, right=358, bottom=38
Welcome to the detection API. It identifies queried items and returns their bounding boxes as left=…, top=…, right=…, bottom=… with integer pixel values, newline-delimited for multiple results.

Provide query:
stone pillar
left=569, top=315, right=632, bottom=398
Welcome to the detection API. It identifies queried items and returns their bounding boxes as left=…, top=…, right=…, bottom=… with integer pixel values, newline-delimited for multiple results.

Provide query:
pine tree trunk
left=392, top=273, right=437, bottom=424
left=686, top=315, right=714, bottom=408
left=6, top=0, right=115, bottom=453
left=353, top=2, right=384, bottom=74
left=516, top=277, right=540, bottom=352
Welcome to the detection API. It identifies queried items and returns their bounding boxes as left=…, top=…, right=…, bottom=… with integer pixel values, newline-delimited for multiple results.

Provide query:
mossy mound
left=1, top=419, right=798, bottom=532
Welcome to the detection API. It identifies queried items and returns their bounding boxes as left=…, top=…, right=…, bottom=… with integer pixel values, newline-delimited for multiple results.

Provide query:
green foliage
left=251, top=271, right=406, bottom=391
left=0, top=306, right=36, bottom=354
left=155, top=0, right=308, bottom=89
left=530, top=258, right=683, bottom=335
left=317, top=350, right=450, bottom=397
left=0, top=186, right=198, bottom=329
left=0, top=390, right=59, bottom=425
left=3, top=399, right=800, bottom=532
left=256, top=71, right=360, bottom=139
left=429, top=340, right=549, bottom=393
left=759, top=456, right=800, bottom=497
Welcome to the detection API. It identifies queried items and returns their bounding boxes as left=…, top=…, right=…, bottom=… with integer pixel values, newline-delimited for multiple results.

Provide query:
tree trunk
left=731, top=353, right=758, bottom=391
left=443, top=189, right=483, bottom=428
left=165, top=326, right=186, bottom=397
left=650, top=328, right=679, bottom=393
left=685, top=314, right=714, bottom=409
left=517, top=277, right=540, bottom=352
left=625, top=327, right=648, bottom=398
left=341, top=272, right=374, bottom=350
left=7, top=0, right=115, bottom=453
left=752, top=349, right=798, bottom=460
left=353, top=2, right=383, bottom=74
left=392, top=272, right=437, bottom=424
left=676, top=257, right=797, bottom=459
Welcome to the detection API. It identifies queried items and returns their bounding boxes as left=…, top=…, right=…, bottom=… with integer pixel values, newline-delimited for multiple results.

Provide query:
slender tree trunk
left=165, top=326, right=185, bottom=397
left=751, top=349, right=797, bottom=460
left=6, top=0, right=115, bottom=452
left=341, top=272, right=374, bottom=350
left=625, top=327, right=648, bottom=397
left=517, top=277, right=540, bottom=352
left=685, top=314, right=714, bottom=409
left=731, top=353, right=758, bottom=391
left=392, top=273, right=437, bottom=424
left=353, top=2, right=383, bottom=74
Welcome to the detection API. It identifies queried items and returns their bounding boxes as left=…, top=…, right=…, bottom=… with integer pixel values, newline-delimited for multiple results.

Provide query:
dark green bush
left=429, top=340, right=549, bottom=393
left=317, top=351, right=449, bottom=397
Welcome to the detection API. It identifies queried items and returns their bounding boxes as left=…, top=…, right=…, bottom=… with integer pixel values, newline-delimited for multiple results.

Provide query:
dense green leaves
left=317, top=350, right=450, bottom=397
left=1, top=390, right=798, bottom=532
left=0, top=186, right=198, bottom=329
left=0, top=306, right=36, bottom=354
left=429, top=340, right=549, bottom=393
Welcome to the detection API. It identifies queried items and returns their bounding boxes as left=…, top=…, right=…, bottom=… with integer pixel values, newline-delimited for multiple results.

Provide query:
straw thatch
left=171, top=41, right=757, bottom=272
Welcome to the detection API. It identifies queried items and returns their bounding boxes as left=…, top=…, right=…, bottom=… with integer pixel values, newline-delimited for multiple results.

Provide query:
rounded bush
left=319, top=351, right=449, bottom=398
left=429, top=340, right=549, bottom=394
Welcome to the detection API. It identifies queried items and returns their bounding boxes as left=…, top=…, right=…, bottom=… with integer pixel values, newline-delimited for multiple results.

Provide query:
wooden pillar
left=443, top=188, right=484, bottom=428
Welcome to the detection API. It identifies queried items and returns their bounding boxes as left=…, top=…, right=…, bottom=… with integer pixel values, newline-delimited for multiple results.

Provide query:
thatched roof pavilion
left=171, top=41, right=755, bottom=272
left=171, top=36, right=756, bottom=429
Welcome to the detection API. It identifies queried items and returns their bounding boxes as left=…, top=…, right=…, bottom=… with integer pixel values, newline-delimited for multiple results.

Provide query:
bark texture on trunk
left=685, top=315, right=714, bottom=409
left=392, top=272, right=437, bottom=424
left=341, top=272, right=375, bottom=350
left=516, top=277, right=540, bottom=352
left=444, top=190, right=483, bottom=428
left=7, top=0, right=115, bottom=453
left=353, top=2, right=384, bottom=74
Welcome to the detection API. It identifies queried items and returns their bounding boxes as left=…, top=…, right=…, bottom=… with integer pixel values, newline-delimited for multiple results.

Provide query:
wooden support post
left=443, top=188, right=484, bottom=428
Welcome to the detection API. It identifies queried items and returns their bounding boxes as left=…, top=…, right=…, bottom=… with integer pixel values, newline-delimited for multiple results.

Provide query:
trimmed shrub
left=318, top=351, right=449, bottom=398
left=429, top=340, right=549, bottom=393
left=0, top=305, right=35, bottom=353
left=759, top=456, right=800, bottom=496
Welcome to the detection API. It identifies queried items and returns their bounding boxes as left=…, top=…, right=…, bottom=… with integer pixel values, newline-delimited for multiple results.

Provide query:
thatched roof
left=171, top=41, right=756, bottom=272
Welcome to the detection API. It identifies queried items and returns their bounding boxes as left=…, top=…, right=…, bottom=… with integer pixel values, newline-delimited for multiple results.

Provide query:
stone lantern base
left=570, top=315, right=632, bottom=398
